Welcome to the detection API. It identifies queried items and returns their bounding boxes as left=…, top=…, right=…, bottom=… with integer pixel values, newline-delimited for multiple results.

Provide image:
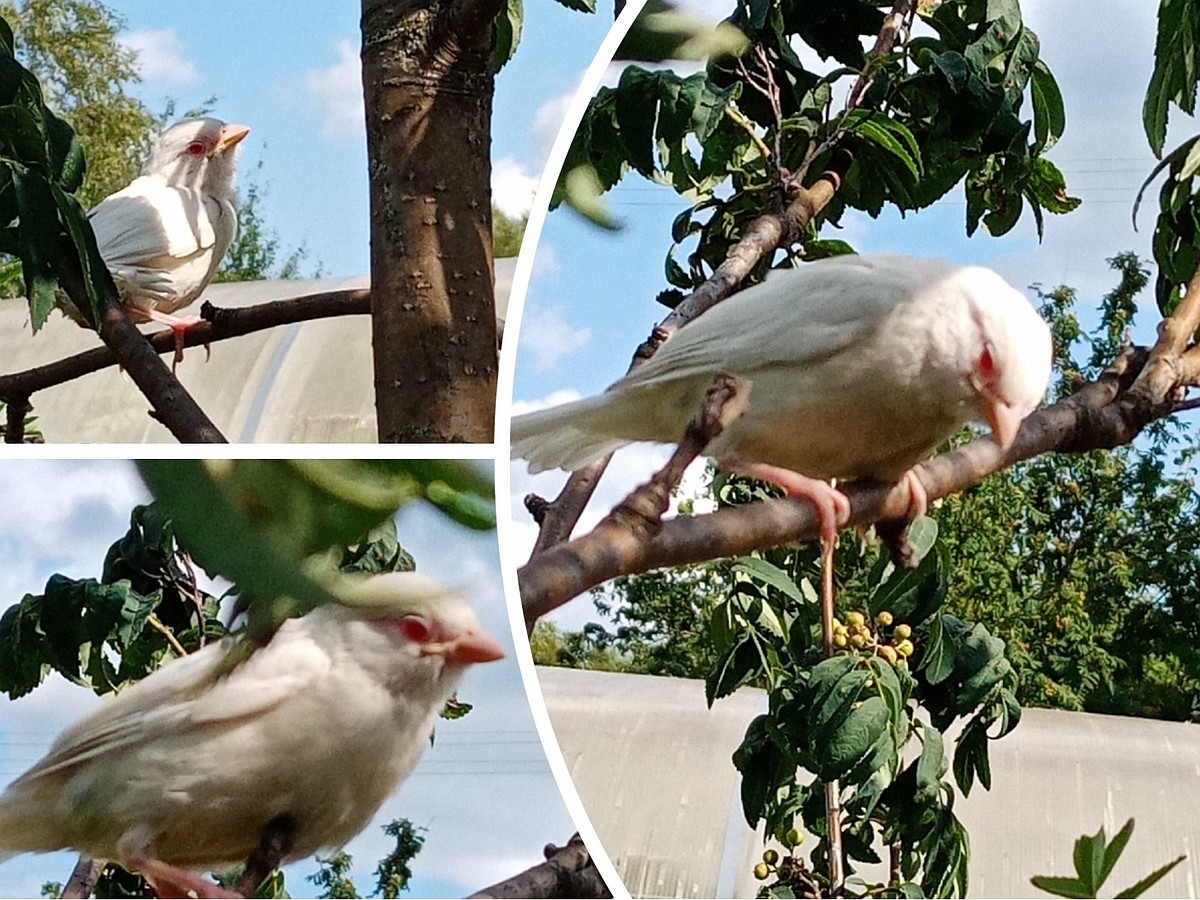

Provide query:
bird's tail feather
left=511, top=393, right=641, bottom=473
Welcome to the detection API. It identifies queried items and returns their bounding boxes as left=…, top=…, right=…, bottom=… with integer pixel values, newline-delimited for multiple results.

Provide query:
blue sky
left=0, top=461, right=576, bottom=899
left=508, top=0, right=1200, bottom=606
left=97, top=0, right=618, bottom=278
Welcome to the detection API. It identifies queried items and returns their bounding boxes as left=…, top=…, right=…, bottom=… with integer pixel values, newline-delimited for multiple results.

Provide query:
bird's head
left=142, top=117, right=250, bottom=195
left=957, top=267, right=1053, bottom=450
left=331, top=571, right=505, bottom=695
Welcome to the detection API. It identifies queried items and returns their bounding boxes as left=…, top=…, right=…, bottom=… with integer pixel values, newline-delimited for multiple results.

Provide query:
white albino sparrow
left=0, top=571, right=505, bottom=899
left=512, top=253, right=1053, bottom=539
left=84, top=117, right=249, bottom=366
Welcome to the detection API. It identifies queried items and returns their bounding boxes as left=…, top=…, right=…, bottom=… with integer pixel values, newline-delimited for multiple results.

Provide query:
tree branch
left=233, top=814, right=295, bottom=898
left=53, top=236, right=225, bottom=443
left=518, top=344, right=1165, bottom=621
left=0, top=289, right=370, bottom=404
left=468, top=835, right=611, bottom=899
left=60, top=855, right=105, bottom=899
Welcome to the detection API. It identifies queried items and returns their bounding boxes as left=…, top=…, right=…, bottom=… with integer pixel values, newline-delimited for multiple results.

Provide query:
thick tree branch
left=468, top=835, right=610, bottom=899
left=518, top=345, right=1167, bottom=621
left=60, top=855, right=105, bottom=899
left=0, top=289, right=370, bottom=405
left=54, top=237, right=225, bottom=443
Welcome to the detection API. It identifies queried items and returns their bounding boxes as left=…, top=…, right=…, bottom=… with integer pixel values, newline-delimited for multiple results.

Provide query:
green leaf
left=732, top=556, right=807, bottom=606
left=1114, top=855, right=1187, bottom=898
left=1029, top=60, right=1065, bottom=152
left=51, top=183, right=107, bottom=325
left=493, top=0, right=523, bottom=73
left=1029, top=875, right=1092, bottom=899
left=551, top=0, right=595, bottom=11
left=706, top=631, right=766, bottom=703
left=1100, top=818, right=1136, bottom=888
left=1073, top=826, right=1105, bottom=896
left=136, top=460, right=341, bottom=643
left=820, top=694, right=889, bottom=780
left=914, top=724, right=946, bottom=802
left=807, top=653, right=867, bottom=736
left=12, top=168, right=60, bottom=331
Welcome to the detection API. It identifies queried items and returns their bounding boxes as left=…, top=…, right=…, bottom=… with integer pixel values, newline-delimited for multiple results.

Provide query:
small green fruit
left=894, top=623, right=913, bottom=640
left=763, top=849, right=779, bottom=865
left=875, top=611, right=893, bottom=627
left=846, top=611, right=866, bottom=627
left=786, top=827, right=803, bottom=847
left=754, top=863, right=770, bottom=880
left=896, top=639, right=915, bottom=657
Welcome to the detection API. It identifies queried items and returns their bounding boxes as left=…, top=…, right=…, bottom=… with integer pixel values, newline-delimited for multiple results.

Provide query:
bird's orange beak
left=213, top=124, right=250, bottom=156
left=982, top=395, right=1023, bottom=450
left=422, top=628, right=506, bottom=664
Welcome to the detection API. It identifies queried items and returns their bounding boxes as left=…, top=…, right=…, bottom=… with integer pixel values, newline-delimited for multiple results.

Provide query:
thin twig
left=145, top=614, right=189, bottom=658
left=819, top=536, right=845, bottom=894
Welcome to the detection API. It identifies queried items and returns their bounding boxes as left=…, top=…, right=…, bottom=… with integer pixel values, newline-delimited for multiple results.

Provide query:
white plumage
left=0, top=572, right=504, bottom=899
left=84, top=117, right=249, bottom=364
left=513, top=253, right=1052, bottom=536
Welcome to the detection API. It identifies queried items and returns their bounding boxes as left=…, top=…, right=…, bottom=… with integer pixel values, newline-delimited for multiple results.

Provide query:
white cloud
left=529, top=92, right=576, bottom=170
left=303, top=39, right=364, bottom=144
left=119, top=28, right=199, bottom=87
left=518, top=305, right=591, bottom=372
left=492, top=156, right=539, bottom=219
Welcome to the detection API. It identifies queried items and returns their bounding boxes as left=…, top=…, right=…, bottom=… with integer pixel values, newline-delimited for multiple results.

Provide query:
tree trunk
left=361, top=0, right=500, bottom=443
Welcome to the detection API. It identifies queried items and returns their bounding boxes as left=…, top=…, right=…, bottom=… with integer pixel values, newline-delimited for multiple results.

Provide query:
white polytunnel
left=538, top=666, right=1200, bottom=900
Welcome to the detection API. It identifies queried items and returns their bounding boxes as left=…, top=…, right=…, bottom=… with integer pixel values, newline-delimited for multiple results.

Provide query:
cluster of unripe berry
left=752, top=828, right=804, bottom=880
left=831, top=610, right=914, bottom=666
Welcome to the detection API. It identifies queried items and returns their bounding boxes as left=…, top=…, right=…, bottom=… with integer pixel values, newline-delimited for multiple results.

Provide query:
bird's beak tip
left=986, top=398, right=1023, bottom=450
left=436, top=629, right=506, bottom=665
left=214, top=124, right=251, bottom=155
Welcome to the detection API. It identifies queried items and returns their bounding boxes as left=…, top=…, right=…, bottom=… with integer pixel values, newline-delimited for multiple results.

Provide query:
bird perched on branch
left=0, top=571, right=504, bottom=899
left=79, top=117, right=250, bottom=367
left=512, top=253, right=1053, bottom=540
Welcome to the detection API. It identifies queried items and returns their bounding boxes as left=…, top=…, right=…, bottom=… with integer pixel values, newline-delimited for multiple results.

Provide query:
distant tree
left=0, top=0, right=156, bottom=206
left=493, top=206, right=527, bottom=259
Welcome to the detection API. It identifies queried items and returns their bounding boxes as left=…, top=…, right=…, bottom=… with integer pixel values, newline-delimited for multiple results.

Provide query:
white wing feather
left=89, top=177, right=219, bottom=266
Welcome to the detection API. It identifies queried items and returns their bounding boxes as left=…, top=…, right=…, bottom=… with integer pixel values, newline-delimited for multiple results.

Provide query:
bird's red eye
left=398, top=615, right=432, bottom=644
left=977, top=343, right=998, bottom=383
left=185, top=141, right=206, bottom=156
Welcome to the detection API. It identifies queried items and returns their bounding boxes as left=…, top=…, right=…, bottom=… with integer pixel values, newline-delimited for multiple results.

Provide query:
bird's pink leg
left=721, top=458, right=851, bottom=542
left=125, top=854, right=241, bottom=899
left=143, top=309, right=209, bottom=370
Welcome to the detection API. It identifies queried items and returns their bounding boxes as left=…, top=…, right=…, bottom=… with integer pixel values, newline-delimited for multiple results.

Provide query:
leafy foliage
left=1144, top=0, right=1200, bottom=158
left=556, top=0, right=1076, bottom=267
left=136, top=460, right=495, bottom=642
left=492, top=205, right=527, bottom=259
left=0, top=10, right=109, bottom=329
left=1031, top=819, right=1186, bottom=899
left=0, top=503, right=225, bottom=700
left=724, top=521, right=1012, bottom=898
left=0, top=0, right=156, bottom=207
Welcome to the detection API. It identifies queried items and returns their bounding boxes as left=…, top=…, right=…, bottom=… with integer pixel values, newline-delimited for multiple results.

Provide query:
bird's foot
left=144, top=310, right=208, bottom=371
left=875, top=469, right=929, bottom=570
left=722, top=459, right=850, bottom=542
left=126, top=855, right=242, bottom=899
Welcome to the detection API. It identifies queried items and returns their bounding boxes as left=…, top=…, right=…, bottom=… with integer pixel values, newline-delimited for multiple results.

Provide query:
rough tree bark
left=361, top=0, right=501, bottom=443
